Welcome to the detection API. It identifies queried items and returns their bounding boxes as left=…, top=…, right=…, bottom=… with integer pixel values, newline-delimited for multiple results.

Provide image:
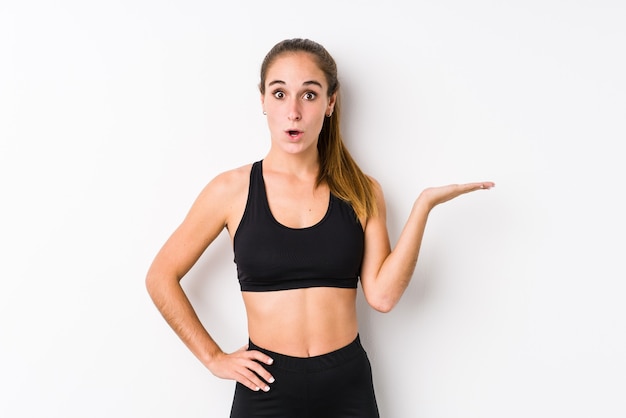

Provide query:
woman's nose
left=287, top=100, right=302, bottom=121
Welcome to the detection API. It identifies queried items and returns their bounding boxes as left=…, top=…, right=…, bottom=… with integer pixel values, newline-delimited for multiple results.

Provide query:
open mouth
left=288, top=130, right=301, bottom=137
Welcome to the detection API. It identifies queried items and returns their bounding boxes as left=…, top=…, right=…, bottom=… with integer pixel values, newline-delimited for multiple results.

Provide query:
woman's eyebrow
left=302, top=80, right=323, bottom=89
left=267, top=80, right=323, bottom=88
left=268, top=79, right=285, bottom=87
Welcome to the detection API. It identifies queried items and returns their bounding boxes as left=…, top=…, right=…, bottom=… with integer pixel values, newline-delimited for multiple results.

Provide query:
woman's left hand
left=417, top=181, right=495, bottom=212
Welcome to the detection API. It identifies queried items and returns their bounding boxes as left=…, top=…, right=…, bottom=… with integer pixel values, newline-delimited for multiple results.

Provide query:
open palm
left=419, top=181, right=495, bottom=211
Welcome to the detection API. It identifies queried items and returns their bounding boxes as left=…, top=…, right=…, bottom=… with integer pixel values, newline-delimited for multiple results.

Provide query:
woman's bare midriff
left=242, top=287, right=359, bottom=357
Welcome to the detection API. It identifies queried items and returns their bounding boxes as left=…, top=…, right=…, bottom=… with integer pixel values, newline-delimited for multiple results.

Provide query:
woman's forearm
left=146, top=274, right=223, bottom=366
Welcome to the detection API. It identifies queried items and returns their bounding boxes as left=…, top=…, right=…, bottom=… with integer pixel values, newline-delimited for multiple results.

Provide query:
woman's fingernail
left=269, top=377, right=275, bottom=383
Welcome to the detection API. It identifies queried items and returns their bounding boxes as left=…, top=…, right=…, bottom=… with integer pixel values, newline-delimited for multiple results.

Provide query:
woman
left=146, top=38, right=494, bottom=417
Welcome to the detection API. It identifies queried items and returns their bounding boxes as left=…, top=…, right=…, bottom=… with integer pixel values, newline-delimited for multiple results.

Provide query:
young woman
left=146, top=38, right=494, bottom=417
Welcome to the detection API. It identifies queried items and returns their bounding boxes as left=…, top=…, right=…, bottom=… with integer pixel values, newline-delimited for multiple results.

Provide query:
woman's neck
left=263, top=149, right=320, bottom=179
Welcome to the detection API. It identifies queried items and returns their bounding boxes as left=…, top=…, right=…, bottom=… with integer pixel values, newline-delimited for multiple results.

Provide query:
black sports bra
left=233, top=160, right=364, bottom=292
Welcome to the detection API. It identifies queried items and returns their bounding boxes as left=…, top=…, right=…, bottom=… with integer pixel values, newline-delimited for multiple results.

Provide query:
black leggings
left=229, top=335, right=380, bottom=418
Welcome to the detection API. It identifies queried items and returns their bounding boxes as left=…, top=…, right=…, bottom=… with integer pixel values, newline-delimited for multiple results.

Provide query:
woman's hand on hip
left=206, top=344, right=275, bottom=392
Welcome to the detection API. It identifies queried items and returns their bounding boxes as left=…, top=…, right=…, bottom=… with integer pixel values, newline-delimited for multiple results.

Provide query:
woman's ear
left=327, top=92, right=337, bottom=116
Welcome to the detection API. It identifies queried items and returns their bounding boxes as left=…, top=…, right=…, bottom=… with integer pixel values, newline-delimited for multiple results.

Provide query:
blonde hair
left=259, top=38, right=377, bottom=220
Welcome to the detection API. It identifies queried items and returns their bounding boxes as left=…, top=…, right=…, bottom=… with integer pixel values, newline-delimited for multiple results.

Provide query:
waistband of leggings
left=248, top=334, right=365, bottom=372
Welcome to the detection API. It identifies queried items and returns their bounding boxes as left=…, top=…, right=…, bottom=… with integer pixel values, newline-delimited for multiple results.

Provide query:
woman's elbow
left=365, top=294, right=397, bottom=313
left=145, top=267, right=172, bottom=300
left=145, top=273, right=160, bottom=300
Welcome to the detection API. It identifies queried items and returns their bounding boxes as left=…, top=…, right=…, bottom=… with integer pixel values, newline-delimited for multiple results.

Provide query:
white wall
left=1, top=1, right=625, bottom=417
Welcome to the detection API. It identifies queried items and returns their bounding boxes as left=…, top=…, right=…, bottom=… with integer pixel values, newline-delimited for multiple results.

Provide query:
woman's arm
left=145, top=168, right=275, bottom=392
left=359, top=178, right=495, bottom=313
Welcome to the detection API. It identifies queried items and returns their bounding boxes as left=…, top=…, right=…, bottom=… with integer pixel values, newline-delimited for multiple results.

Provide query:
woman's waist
left=248, top=325, right=359, bottom=358
left=243, top=287, right=359, bottom=356
left=247, top=334, right=365, bottom=371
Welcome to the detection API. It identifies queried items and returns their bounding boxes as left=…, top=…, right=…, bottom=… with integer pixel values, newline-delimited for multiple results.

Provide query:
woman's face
left=261, top=52, right=336, bottom=156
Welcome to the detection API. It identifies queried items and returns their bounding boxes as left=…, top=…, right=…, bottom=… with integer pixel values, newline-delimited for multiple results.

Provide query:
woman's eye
left=303, top=92, right=316, bottom=100
left=273, top=91, right=285, bottom=99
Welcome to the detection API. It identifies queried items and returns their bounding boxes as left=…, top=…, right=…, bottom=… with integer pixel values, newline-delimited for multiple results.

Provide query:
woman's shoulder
left=364, top=174, right=385, bottom=200
left=190, top=163, right=255, bottom=220
left=365, top=173, right=382, bottom=188
left=209, top=162, right=254, bottom=190
left=192, top=162, right=255, bottom=204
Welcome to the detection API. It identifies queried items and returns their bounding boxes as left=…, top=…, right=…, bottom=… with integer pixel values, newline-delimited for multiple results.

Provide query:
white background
left=1, top=1, right=625, bottom=417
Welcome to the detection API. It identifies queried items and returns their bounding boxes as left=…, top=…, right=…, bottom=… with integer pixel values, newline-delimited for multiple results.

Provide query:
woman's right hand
left=206, top=345, right=275, bottom=392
